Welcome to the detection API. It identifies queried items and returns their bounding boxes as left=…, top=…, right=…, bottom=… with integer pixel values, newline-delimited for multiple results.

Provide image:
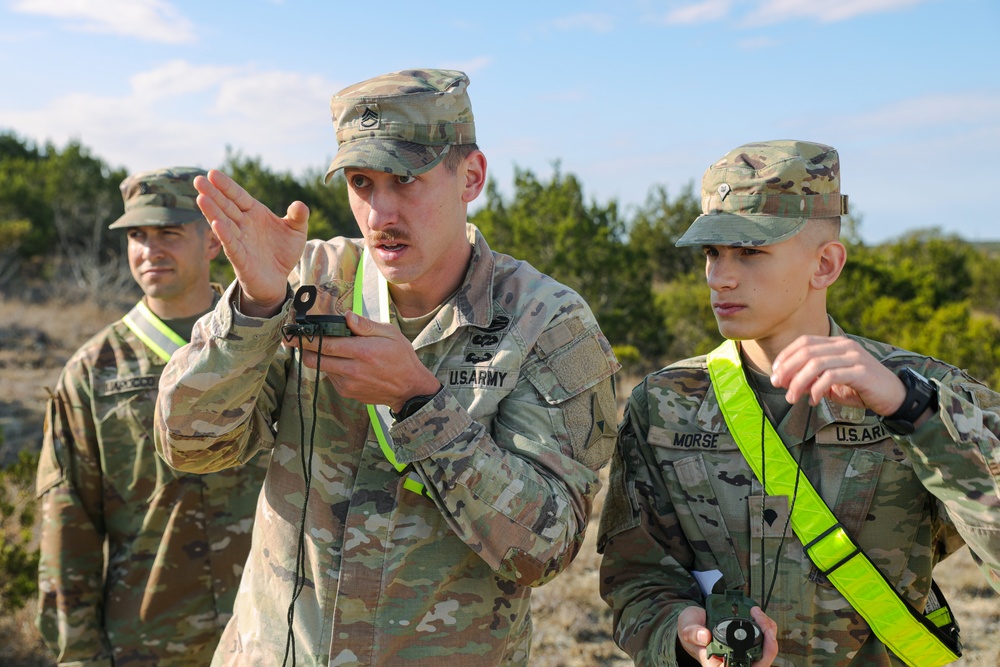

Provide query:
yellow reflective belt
left=706, top=339, right=961, bottom=667
left=352, top=250, right=426, bottom=496
left=122, top=301, right=187, bottom=362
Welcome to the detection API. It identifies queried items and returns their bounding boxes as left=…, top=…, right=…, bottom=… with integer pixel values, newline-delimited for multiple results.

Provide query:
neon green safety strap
left=122, top=301, right=187, bottom=362
left=706, top=339, right=961, bottom=667
left=352, top=250, right=427, bottom=496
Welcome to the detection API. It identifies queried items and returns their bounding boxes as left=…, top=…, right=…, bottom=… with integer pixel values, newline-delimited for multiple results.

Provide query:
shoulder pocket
left=523, top=318, right=619, bottom=404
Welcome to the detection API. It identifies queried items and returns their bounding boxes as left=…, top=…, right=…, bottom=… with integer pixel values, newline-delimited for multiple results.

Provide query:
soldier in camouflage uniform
left=153, top=69, right=619, bottom=666
left=36, top=167, right=268, bottom=666
left=598, top=140, right=1000, bottom=666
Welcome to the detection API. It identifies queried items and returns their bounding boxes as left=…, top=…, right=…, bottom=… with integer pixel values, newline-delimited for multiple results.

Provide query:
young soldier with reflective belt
left=598, top=141, right=1000, bottom=667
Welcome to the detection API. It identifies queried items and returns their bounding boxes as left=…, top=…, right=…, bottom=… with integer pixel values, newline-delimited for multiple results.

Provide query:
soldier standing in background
left=598, top=140, right=1000, bottom=666
left=154, top=68, right=619, bottom=666
left=35, top=167, right=267, bottom=666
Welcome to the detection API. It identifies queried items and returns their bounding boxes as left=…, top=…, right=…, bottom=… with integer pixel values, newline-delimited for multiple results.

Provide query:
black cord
left=759, top=404, right=811, bottom=613
left=744, top=362, right=811, bottom=613
left=281, top=332, right=323, bottom=667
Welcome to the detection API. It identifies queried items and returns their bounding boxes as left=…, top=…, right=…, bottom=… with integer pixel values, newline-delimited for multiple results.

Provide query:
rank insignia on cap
left=718, top=183, right=731, bottom=200
left=359, top=105, right=380, bottom=129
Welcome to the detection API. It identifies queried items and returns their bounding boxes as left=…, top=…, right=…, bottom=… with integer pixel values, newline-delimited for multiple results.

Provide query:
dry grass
left=528, top=470, right=631, bottom=666
left=0, top=295, right=127, bottom=465
left=0, top=298, right=997, bottom=666
left=0, top=602, right=53, bottom=667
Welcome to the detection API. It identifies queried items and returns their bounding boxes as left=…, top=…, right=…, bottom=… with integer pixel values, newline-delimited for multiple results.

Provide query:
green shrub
left=0, top=448, right=40, bottom=613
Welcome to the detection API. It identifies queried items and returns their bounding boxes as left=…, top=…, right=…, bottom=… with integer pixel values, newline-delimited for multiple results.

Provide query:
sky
left=1, top=0, right=997, bottom=244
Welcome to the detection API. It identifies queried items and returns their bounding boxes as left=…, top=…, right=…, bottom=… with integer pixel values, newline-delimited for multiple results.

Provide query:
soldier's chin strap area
left=707, top=339, right=962, bottom=667
left=352, top=249, right=428, bottom=497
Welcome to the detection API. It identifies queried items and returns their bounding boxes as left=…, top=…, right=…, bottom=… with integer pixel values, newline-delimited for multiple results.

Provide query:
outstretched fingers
left=207, top=169, right=258, bottom=214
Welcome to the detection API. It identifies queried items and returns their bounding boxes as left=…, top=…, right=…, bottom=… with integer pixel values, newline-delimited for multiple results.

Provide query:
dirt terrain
left=1, top=294, right=997, bottom=666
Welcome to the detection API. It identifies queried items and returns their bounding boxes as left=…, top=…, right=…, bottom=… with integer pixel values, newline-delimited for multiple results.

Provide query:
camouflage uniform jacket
left=598, top=319, right=1000, bottom=666
left=36, top=292, right=268, bottom=667
left=154, top=227, right=620, bottom=667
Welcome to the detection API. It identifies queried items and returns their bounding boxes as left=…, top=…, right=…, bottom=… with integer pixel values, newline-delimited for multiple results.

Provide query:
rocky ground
left=1, top=294, right=997, bottom=666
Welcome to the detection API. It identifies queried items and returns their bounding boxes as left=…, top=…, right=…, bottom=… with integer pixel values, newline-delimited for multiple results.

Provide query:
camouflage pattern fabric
left=154, top=225, right=620, bottom=667
left=675, top=140, right=849, bottom=248
left=35, top=292, right=267, bottom=667
left=598, top=318, right=1000, bottom=667
left=109, top=166, right=208, bottom=229
left=325, top=68, right=476, bottom=181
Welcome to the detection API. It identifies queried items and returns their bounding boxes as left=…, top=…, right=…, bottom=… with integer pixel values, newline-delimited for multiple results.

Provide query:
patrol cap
left=324, top=68, right=476, bottom=183
left=109, top=166, right=208, bottom=229
left=675, top=140, right=849, bottom=247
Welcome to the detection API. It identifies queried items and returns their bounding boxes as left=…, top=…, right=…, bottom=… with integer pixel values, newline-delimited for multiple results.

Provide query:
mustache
left=369, top=229, right=409, bottom=245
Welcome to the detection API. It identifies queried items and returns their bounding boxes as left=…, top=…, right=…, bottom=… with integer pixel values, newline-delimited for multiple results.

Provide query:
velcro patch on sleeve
left=524, top=320, right=618, bottom=404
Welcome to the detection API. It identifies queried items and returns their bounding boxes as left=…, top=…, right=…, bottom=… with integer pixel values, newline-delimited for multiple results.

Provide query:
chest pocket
left=745, top=437, right=926, bottom=593
left=670, top=453, right=748, bottom=589
left=805, top=443, right=927, bottom=589
left=96, top=379, right=178, bottom=503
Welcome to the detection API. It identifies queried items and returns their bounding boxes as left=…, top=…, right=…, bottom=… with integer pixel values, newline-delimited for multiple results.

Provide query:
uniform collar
left=696, top=315, right=878, bottom=442
left=451, top=224, right=496, bottom=329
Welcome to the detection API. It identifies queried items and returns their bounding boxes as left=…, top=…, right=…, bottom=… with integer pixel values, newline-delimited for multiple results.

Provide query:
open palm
left=195, top=169, right=309, bottom=309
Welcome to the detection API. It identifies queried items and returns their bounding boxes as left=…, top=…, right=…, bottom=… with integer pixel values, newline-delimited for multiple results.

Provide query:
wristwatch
left=389, top=386, right=441, bottom=422
left=882, top=367, right=937, bottom=435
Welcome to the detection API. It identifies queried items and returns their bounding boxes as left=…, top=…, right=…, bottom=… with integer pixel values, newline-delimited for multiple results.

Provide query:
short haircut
left=442, top=143, right=480, bottom=173
left=811, top=216, right=842, bottom=240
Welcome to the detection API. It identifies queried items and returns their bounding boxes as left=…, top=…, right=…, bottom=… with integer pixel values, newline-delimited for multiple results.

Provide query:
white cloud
left=743, top=0, right=928, bottom=26
left=10, top=0, right=196, bottom=44
left=0, top=61, right=344, bottom=175
left=778, top=90, right=1000, bottom=242
left=825, top=91, right=1000, bottom=137
left=661, top=0, right=732, bottom=26
left=0, top=28, right=42, bottom=43
left=449, top=56, right=494, bottom=76
left=211, top=71, right=335, bottom=129
left=130, top=60, right=237, bottom=101
left=551, top=13, right=616, bottom=33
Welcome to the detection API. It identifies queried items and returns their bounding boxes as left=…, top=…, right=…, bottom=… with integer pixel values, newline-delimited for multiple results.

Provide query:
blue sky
left=1, top=0, right=997, bottom=243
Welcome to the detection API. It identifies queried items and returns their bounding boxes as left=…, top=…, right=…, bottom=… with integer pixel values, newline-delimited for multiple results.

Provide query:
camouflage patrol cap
left=675, top=140, right=849, bottom=247
left=109, top=167, right=208, bottom=229
left=323, top=68, right=476, bottom=183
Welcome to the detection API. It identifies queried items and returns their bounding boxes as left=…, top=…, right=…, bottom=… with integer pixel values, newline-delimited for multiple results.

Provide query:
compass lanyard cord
left=282, top=328, right=323, bottom=667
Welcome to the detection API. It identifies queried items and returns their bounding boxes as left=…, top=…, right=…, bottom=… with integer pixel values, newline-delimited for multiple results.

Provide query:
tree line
left=2, top=130, right=999, bottom=387
left=2, top=129, right=1000, bottom=619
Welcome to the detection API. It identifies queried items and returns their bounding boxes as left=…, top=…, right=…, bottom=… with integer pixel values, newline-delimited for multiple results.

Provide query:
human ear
left=810, top=240, right=846, bottom=289
left=461, top=150, right=487, bottom=203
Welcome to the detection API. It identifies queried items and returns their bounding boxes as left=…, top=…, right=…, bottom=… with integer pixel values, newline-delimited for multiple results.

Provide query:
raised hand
left=770, top=335, right=908, bottom=416
left=194, top=169, right=310, bottom=314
